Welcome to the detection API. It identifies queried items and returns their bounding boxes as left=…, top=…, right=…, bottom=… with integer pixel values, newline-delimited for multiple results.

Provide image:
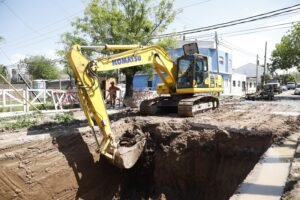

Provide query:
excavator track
left=140, top=95, right=219, bottom=117
left=177, top=95, right=219, bottom=117
left=140, top=96, right=170, bottom=115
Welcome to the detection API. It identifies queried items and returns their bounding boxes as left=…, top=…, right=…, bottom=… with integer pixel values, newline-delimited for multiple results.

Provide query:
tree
left=271, top=23, right=300, bottom=72
left=0, top=64, right=8, bottom=84
left=22, top=56, right=60, bottom=80
left=60, top=0, right=177, bottom=97
left=279, top=74, right=296, bottom=85
left=260, top=74, right=271, bottom=85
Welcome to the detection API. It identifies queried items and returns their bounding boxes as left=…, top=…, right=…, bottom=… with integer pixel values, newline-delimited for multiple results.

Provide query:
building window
left=219, top=56, right=224, bottom=65
left=254, top=83, right=256, bottom=87
left=233, top=80, right=236, bottom=87
left=250, top=82, right=252, bottom=88
left=228, top=59, right=232, bottom=67
left=238, top=81, right=241, bottom=87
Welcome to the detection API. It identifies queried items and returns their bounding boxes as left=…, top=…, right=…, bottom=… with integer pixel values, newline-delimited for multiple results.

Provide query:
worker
left=107, top=81, right=120, bottom=108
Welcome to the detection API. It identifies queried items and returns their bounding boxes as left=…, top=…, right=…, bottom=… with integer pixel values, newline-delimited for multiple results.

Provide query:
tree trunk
left=125, top=74, right=134, bottom=98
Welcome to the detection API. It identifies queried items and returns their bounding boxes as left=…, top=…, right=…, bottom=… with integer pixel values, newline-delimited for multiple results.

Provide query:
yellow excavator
left=67, top=43, right=223, bottom=169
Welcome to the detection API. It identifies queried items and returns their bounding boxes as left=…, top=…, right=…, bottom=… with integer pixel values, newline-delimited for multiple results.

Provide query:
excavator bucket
left=113, top=137, right=146, bottom=169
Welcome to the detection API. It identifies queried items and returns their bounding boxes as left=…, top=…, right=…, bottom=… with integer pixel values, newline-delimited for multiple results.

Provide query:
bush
left=54, top=113, right=74, bottom=123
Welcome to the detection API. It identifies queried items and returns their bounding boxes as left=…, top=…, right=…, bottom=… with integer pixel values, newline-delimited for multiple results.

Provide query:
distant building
left=133, top=40, right=233, bottom=94
left=231, top=73, right=246, bottom=95
left=246, top=77, right=257, bottom=94
left=234, top=63, right=266, bottom=83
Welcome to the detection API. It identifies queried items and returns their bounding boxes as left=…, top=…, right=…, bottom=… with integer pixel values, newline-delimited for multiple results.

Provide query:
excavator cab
left=176, top=55, right=209, bottom=89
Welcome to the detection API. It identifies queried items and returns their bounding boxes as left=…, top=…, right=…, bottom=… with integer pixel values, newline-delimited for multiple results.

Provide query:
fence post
left=23, top=89, right=26, bottom=112
left=1, top=89, right=5, bottom=111
left=3, top=90, right=6, bottom=108
left=26, top=88, right=29, bottom=112
left=43, top=88, right=46, bottom=104
left=9, top=90, right=12, bottom=112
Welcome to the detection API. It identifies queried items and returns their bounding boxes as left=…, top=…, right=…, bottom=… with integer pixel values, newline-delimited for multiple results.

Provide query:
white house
left=231, top=73, right=246, bottom=96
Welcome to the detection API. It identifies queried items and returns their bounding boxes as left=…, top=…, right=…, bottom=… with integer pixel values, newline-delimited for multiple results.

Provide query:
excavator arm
left=67, top=44, right=177, bottom=168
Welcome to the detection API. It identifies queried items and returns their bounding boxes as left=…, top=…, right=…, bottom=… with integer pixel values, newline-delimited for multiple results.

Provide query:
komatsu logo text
left=112, top=56, right=141, bottom=66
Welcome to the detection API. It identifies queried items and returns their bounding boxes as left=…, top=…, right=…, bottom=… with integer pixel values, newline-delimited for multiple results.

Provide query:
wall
left=222, top=74, right=231, bottom=94
left=231, top=73, right=246, bottom=96
left=133, top=73, right=161, bottom=90
left=246, top=78, right=257, bottom=94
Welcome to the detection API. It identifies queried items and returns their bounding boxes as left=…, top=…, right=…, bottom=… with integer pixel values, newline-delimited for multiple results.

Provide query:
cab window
left=195, top=59, right=207, bottom=87
left=177, top=58, right=193, bottom=88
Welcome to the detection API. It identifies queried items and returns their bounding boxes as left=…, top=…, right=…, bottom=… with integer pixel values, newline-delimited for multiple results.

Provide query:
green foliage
left=0, top=36, right=4, bottom=42
left=60, top=0, right=177, bottom=97
left=155, top=37, right=177, bottom=50
left=21, top=56, right=60, bottom=80
left=36, top=102, right=55, bottom=110
left=54, top=113, right=74, bottom=123
left=0, top=114, right=38, bottom=130
left=271, top=23, right=300, bottom=72
left=279, top=74, right=296, bottom=85
left=0, top=64, right=8, bottom=84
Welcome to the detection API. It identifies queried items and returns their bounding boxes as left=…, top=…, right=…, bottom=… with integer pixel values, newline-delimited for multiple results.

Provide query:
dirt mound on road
left=0, top=117, right=273, bottom=200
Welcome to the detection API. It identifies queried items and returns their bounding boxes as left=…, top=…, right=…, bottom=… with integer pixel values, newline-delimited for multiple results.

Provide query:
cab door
left=194, top=55, right=209, bottom=88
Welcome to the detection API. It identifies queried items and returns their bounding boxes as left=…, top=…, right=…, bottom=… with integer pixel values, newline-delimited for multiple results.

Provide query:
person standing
left=107, top=81, right=120, bottom=108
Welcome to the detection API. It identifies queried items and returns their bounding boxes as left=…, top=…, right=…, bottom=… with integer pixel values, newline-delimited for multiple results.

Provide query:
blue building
left=133, top=41, right=232, bottom=94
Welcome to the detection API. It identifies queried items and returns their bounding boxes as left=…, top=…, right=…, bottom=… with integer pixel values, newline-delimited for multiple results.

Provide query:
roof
left=234, top=63, right=266, bottom=77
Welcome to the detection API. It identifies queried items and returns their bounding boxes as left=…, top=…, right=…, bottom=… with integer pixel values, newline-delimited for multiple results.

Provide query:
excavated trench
left=0, top=118, right=273, bottom=200
left=113, top=119, right=273, bottom=200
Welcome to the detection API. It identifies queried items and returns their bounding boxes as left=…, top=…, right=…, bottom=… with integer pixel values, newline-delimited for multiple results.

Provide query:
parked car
left=281, top=85, right=288, bottom=91
left=287, top=82, right=296, bottom=90
left=265, top=83, right=282, bottom=94
left=294, top=84, right=300, bottom=95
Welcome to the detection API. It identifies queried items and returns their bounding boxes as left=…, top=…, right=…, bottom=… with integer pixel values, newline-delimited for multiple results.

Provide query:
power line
left=176, top=0, right=212, bottom=10
left=0, top=47, right=13, bottom=64
left=219, top=40, right=257, bottom=57
left=184, top=20, right=297, bottom=40
left=159, top=8, right=300, bottom=37
left=156, top=3, right=300, bottom=38
left=0, top=9, right=83, bottom=47
left=1, top=1, right=41, bottom=36
left=219, top=20, right=299, bottom=37
left=221, top=26, right=291, bottom=37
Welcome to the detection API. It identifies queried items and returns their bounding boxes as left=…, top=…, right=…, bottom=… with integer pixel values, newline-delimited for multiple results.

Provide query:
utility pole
left=215, top=32, right=219, bottom=73
left=263, top=41, right=267, bottom=85
left=256, top=54, right=259, bottom=91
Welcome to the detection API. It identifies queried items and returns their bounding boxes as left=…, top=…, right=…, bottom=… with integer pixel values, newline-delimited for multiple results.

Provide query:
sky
left=0, top=0, right=300, bottom=70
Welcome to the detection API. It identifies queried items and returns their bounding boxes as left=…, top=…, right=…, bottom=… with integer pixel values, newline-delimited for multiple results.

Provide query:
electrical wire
left=155, top=3, right=300, bottom=38
left=1, top=1, right=41, bottom=35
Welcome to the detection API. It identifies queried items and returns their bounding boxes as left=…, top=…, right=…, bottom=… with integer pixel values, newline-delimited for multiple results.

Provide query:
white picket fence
left=0, top=89, right=80, bottom=112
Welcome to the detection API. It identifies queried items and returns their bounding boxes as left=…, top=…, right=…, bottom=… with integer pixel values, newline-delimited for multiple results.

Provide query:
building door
left=242, top=81, right=246, bottom=92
